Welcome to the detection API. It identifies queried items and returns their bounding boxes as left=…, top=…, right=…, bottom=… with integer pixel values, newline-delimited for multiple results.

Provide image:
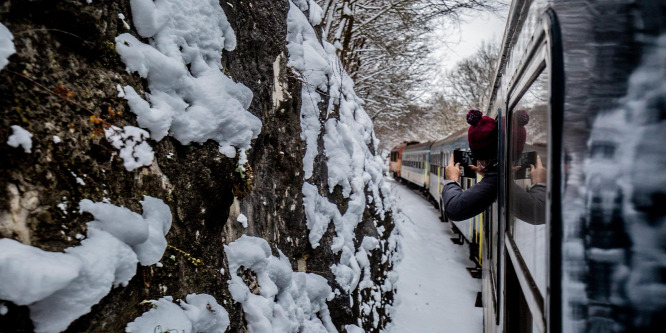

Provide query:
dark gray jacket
left=441, top=169, right=546, bottom=224
left=441, top=169, right=498, bottom=221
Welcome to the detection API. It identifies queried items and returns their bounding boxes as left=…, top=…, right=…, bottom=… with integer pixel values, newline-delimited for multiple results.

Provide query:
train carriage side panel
left=401, top=141, right=433, bottom=188
left=428, top=128, right=470, bottom=207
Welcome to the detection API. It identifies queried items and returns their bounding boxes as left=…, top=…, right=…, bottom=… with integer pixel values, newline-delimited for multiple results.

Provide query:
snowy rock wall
left=0, top=1, right=397, bottom=332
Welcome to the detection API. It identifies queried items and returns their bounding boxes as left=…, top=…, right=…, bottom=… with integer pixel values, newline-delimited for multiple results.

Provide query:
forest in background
left=314, top=0, right=503, bottom=150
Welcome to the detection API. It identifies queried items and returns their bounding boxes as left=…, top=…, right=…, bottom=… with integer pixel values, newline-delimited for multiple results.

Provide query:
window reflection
left=508, top=67, right=549, bottom=295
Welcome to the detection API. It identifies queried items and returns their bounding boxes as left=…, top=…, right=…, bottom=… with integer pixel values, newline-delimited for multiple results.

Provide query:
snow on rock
left=131, top=196, right=173, bottom=265
left=181, top=294, right=231, bottom=333
left=236, top=213, right=248, bottom=228
left=29, top=227, right=139, bottom=333
left=0, top=197, right=172, bottom=333
left=307, top=0, right=324, bottom=26
left=126, top=294, right=230, bottom=333
left=224, top=235, right=337, bottom=333
left=79, top=199, right=150, bottom=246
left=104, top=125, right=154, bottom=171
left=286, top=0, right=394, bottom=308
left=127, top=297, right=192, bottom=333
left=7, top=125, right=33, bottom=153
left=116, top=0, right=260, bottom=156
left=286, top=1, right=331, bottom=179
left=0, top=239, right=82, bottom=305
left=302, top=182, right=342, bottom=248
left=0, top=23, right=15, bottom=70
left=345, top=324, right=365, bottom=333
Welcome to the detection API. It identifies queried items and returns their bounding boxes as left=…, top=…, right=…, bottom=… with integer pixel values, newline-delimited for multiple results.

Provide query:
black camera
left=453, top=150, right=477, bottom=178
left=514, top=151, right=537, bottom=179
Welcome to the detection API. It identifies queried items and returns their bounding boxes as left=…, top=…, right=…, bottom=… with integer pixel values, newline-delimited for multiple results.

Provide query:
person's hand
left=530, top=155, right=547, bottom=184
left=468, top=161, right=486, bottom=177
left=445, top=153, right=461, bottom=181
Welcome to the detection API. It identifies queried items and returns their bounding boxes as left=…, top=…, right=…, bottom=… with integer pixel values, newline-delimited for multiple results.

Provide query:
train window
left=508, top=66, right=549, bottom=297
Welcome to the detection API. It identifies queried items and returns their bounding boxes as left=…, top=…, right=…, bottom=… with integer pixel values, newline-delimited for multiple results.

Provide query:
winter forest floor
left=387, top=178, right=483, bottom=333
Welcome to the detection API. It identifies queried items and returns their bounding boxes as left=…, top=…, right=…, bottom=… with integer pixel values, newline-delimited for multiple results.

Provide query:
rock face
left=0, top=1, right=398, bottom=332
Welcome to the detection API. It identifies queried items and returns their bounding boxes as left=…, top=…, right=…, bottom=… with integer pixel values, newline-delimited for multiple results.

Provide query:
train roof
left=389, top=140, right=420, bottom=152
left=431, top=128, right=469, bottom=149
left=402, top=140, right=434, bottom=152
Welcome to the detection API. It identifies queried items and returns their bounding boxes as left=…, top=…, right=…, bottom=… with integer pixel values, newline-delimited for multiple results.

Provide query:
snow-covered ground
left=388, top=178, right=483, bottom=332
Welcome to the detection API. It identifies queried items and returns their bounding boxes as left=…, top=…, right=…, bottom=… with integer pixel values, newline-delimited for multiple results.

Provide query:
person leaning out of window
left=441, top=110, right=547, bottom=224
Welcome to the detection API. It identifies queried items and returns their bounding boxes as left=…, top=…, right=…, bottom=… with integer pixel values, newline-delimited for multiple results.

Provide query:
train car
left=428, top=128, right=468, bottom=212
left=428, top=129, right=485, bottom=271
left=400, top=141, right=433, bottom=189
left=388, top=141, right=418, bottom=178
left=479, top=0, right=666, bottom=332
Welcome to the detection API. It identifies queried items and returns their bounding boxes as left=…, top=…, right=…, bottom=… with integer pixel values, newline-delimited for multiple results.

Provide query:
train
left=390, top=128, right=486, bottom=275
left=390, top=0, right=666, bottom=332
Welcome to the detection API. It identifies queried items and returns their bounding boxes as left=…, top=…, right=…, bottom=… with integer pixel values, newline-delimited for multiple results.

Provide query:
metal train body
left=400, top=141, right=433, bottom=189
left=390, top=0, right=665, bottom=331
left=389, top=141, right=418, bottom=178
left=483, top=0, right=665, bottom=332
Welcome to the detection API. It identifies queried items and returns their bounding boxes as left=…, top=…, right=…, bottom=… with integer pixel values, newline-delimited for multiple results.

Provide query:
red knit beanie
left=467, top=109, right=497, bottom=160
left=512, top=110, right=530, bottom=160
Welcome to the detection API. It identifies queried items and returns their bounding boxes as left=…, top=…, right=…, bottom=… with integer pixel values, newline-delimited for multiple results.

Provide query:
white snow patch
left=225, top=235, right=337, bottom=333
left=219, top=144, right=236, bottom=158
left=0, top=23, right=15, bottom=70
left=116, top=0, right=261, bottom=156
left=104, top=125, right=154, bottom=171
left=126, top=294, right=230, bottom=333
left=345, top=324, right=365, bottom=333
left=302, top=182, right=341, bottom=248
left=286, top=2, right=330, bottom=179
left=118, top=13, right=131, bottom=30
left=389, top=179, right=481, bottom=332
left=286, top=0, right=394, bottom=306
left=308, top=0, right=324, bottom=26
left=7, top=125, right=33, bottom=153
left=0, top=239, right=83, bottom=305
left=0, top=197, right=172, bottom=333
left=236, top=213, right=248, bottom=228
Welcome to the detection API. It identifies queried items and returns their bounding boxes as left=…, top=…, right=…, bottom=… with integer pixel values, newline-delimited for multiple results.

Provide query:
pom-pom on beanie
left=467, top=109, right=498, bottom=160
left=512, top=110, right=530, bottom=159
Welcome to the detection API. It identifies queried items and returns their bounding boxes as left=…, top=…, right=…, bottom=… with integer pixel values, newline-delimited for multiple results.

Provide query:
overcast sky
left=434, top=5, right=509, bottom=72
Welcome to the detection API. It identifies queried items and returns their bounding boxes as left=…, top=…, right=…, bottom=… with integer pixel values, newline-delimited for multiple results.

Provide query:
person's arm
left=442, top=171, right=497, bottom=221
left=442, top=153, right=498, bottom=221
left=511, top=155, right=547, bottom=225
left=511, top=183, right=546, bottom=224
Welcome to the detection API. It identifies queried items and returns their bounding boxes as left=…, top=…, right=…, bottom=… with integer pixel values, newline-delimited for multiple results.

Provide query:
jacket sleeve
left=511, top=183, right=547, bottom=225
left=441, top=171, right=498, bottom=221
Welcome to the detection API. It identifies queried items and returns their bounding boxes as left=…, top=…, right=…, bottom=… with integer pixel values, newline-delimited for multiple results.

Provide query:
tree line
left=314, top=0, right=503, bottom=151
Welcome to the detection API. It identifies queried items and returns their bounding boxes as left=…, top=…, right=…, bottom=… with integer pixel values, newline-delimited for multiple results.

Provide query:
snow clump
left=116, top=0, right=261, bottom=159
left=0, top=197, right=172, bottom=333
left=7, top=125, right=33, bottom=153
left=286, top=1, right=393, bottom=297
left=104, top=125, right=155, bottom=171
left=236, top=213, right=248, bottom=228
left=126, top=294, right=230, bottom=333
left=225, top=235, right=337, bottom=332
left=0, top=22, right=15, bottom=70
